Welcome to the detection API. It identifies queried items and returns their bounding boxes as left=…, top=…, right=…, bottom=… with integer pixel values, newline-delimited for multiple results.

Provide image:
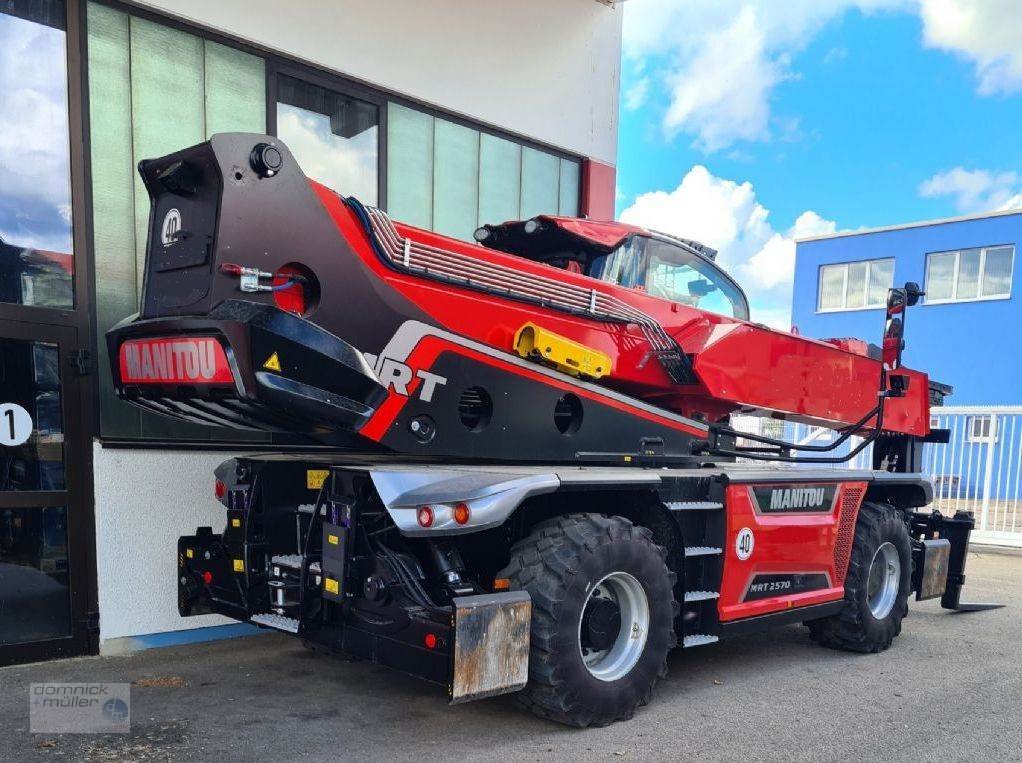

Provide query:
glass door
left=0, top=320, right=95, bottom=665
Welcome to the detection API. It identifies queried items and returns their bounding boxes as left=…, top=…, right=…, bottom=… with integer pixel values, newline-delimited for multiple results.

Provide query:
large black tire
left=498, top=513, right=677, bottom=727
left=807, top=501, right=912, bottom=653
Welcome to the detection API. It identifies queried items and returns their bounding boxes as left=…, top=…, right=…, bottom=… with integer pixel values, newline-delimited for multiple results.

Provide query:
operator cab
left=475, top=216, right=750, bottom=321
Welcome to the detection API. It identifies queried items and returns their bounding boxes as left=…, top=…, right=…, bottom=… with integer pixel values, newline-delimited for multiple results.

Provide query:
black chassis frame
left=175, top=455, right=974, bottom=697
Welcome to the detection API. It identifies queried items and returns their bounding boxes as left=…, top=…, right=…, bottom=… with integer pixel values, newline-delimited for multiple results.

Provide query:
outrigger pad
left=450, top=591, right=531, bottom=704
left=949, top=602, right=1005, bottom=613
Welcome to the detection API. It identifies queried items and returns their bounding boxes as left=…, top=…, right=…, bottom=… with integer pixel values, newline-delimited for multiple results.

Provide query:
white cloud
left=918, top=167, right=1022, bottom=213
left=622, top=0, right=905, bottom=152
left=823, top=46, right=849, bottom=64
left=623, top=76, right=650, bottom=111
left=276, top=105, right=378, bottom=204
left=0, top=14, right=73, bottom=252
left=918, top=0, right=1022, bottom=95
left=619, top=166, right=836, bottom=328
left=622, top=0, right=1022, bottom=152
left=660, top=8, right=781, bottom=152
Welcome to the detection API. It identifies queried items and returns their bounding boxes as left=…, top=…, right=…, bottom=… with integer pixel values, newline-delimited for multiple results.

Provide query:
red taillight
left=424, top=633, right=438, bottom=650
left=453, top=502, right=470, bottom=525
left=417, top=506, right=434, bottom=528
left=202, top=571, right=213, bottom=585
left=215, top=480, right=227, bottom=501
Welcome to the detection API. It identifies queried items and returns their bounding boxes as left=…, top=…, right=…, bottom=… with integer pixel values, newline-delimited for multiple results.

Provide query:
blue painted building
left=792, top=209, right=1019, bottom=405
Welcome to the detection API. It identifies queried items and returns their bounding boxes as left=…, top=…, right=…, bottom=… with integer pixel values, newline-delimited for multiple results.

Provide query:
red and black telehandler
left=107, top=134, right=986, bottom=726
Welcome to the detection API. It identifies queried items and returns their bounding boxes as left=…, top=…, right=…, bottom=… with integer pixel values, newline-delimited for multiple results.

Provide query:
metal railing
left=730, top=407, right=1022, bottom=547
left=926, top=407, right=1022, bottom=547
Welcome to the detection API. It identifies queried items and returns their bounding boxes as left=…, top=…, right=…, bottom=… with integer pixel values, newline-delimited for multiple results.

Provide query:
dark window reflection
left=1, top=339, right=64, bottom=491
left=0, top=506, right=71, bottom=644
left=0, top=1, right=74, bottom=308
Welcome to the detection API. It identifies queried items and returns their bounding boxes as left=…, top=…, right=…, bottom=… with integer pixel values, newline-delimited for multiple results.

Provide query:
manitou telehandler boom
left=107, top=134, right=982, bottom=726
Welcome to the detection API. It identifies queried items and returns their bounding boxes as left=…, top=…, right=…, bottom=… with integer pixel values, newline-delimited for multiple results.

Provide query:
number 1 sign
left=0, top=403, right=33, bottom=447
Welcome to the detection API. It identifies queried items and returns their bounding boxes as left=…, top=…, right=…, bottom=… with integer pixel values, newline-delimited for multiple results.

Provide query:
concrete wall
left=792, top=212, right=1022, bottom=405
left=93, top=444, right=240, bottom=640
left=131, top=0, right=623, bottom=165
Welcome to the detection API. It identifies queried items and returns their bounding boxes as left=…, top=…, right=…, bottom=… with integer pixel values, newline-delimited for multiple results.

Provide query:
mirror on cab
left=882, top=282, right=923, bottom=370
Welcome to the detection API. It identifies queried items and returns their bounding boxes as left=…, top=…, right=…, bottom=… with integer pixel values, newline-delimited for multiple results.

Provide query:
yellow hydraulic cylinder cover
left=513, top=322, right=612, bottom=380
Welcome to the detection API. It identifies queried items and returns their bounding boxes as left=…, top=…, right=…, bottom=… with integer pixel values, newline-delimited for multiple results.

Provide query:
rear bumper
left=177, top=529, right=530, bottom=702
left=107, top=300, right=386, bottom=434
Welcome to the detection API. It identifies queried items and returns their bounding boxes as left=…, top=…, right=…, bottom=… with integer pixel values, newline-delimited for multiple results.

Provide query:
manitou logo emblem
left=119, top=338, right=233, bottom=385
left=751, top=484, right=837, bottom=514
left=161, top=208, right=182, bottom=246
left=363, top=353, right=447, bottom=402
left=770, top=487, right=827, bottom=510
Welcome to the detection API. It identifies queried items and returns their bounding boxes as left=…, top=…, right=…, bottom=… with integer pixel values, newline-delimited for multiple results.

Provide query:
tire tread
left=807, top=501, right=911, bottom=653
left=499, top=513, right=677, bottom=727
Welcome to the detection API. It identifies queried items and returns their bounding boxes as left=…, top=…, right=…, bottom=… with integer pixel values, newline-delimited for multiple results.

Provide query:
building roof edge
left=796, top=207, right=1022, bottom=244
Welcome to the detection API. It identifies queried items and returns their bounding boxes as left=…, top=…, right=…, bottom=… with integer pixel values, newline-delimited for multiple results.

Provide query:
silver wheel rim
left=577, top=571, right=650, bottom=682
left=867, top=542, right=901, bottom=619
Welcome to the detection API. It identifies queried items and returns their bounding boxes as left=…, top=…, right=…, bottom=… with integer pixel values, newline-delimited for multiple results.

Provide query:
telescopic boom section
left=106, top=133, right=940, bottom=463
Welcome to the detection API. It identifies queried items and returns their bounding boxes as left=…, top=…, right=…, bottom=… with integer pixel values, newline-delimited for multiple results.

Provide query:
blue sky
left=616, top=1, right=1022, bottom=326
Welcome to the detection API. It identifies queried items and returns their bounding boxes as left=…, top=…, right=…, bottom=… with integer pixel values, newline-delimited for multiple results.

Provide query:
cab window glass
left=589, top=236, right=645, bottom=289
left=644, top=239, right=748, bottom=319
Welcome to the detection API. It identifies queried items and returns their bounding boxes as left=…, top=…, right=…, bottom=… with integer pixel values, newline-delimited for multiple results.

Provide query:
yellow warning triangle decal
left=263, top=352, right=282, bottom=372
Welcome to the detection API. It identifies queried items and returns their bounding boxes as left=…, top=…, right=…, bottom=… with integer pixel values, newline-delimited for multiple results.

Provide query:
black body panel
left=134, top=133, right=430, bottom=348
left=377, top=349, right=703, bottom=462
left=108, top=300, right=387, bottom=436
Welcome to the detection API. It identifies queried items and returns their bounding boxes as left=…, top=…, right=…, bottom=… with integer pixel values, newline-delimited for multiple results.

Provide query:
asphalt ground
left=1, top=548, right=1019, bottom=762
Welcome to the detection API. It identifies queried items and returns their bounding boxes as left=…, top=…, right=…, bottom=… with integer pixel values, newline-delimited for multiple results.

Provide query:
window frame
left=265, top=60, right=583, bottom=221
left=266, top=59, right=389, bottom=210
left=966, top=415, right=998, bottom=444
left=923, top=245, right=1015, bottom=306
left=816, top=257, right=895, bottom=313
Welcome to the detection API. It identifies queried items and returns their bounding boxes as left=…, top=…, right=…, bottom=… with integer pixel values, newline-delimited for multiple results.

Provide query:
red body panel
left=538, top=216, right=647, bottom=249
left=718, top=482, right=866, bottom=621
left=688, top=323, right=930, bottom=435
left=310, top=182, right=931, bottom=437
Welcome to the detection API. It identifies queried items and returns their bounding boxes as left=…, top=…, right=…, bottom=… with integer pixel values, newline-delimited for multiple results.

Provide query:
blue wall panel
left=792, top=213, right=1022, bottom=405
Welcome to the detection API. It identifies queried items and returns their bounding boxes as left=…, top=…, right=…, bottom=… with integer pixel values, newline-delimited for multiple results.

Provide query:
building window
left=387, top=103, right=580, bottom=242
left=0, top=0, right=74, bottom=309
left=925, top=246, right=1014, bottom=304
left=87, top=2, right=267, bottom=439
left=817, top=258, right=894, bottom=311
left=967, top=415, right=997, bottom=444
left=276, top=74, right=379, bottom=205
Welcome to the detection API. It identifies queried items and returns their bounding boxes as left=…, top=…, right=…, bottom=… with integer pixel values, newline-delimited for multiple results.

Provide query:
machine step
left=667, top=501, right=723, bottom=511
left=684, top=590, right=720, bottom=603
left=683, top=634, right=720, bottom=648
left=251, top=613, right=300, bottom=633
left=685, top=546, right=722, bottom=557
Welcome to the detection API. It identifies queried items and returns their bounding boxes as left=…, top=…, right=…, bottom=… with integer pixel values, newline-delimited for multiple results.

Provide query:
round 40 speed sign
left=0, top=403, right=33, bottom=447
left=735, top=527, right=755, bottom=561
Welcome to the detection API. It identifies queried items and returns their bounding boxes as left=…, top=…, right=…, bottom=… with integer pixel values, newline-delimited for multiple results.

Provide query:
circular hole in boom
left=458, top=387, right=493, bottom=432
left=272, top=262, right=320, bottom=317
left=554, top=393, right=583, bottom=435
